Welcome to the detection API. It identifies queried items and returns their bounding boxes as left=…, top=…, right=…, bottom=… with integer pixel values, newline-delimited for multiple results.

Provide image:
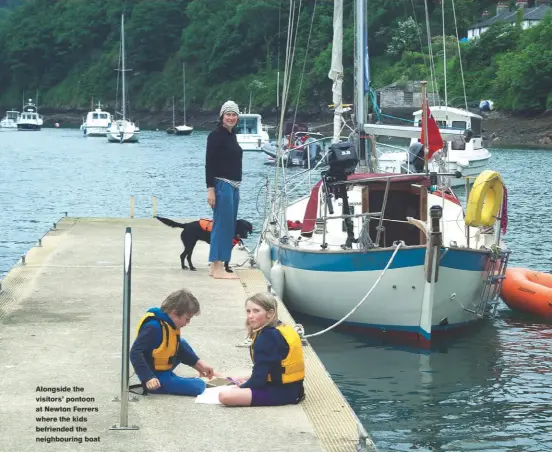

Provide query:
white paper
left=195, top=385, right=235, bottom=405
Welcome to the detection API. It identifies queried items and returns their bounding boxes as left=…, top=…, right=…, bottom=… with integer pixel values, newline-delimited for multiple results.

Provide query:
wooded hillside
left=0, top=0, right=550, bottom=113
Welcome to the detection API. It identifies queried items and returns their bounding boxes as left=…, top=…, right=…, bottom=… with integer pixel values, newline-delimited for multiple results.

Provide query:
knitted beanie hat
left=219, top=100, right=240, bottom=118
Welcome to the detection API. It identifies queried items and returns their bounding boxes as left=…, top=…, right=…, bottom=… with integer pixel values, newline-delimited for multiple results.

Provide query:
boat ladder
left=471, top=247, right=511, bottom=318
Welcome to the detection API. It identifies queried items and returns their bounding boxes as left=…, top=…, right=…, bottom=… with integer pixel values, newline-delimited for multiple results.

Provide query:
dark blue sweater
left=129, top=308, right=199, bottom=383
left=241, top=325, right=302, bottom=392
left=205, top=124, right=243, bottom=188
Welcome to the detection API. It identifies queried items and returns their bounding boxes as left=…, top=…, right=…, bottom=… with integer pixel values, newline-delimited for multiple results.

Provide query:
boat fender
left=270, top=262, right=285, bottom=300
left=465, top=170, right=504, bottom=228
left=256, top=241, right=272, bottom=279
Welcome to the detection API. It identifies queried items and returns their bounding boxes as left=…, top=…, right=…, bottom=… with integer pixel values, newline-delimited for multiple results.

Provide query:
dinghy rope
left=294, top=241, right=404, bottom=339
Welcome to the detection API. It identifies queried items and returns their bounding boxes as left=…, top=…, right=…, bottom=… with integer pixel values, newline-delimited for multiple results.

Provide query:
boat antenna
left=277, top=1, right=281, bottom=108
left=182, top=62, right=187, bottom=125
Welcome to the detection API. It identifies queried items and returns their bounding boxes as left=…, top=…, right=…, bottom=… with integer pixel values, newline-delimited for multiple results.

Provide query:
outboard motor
left=322, top=142, right=359, bottom=248
left=405, top=142, right=425, bottom=173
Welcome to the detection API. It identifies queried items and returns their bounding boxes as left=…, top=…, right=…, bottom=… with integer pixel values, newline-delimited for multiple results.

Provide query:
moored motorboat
left=500, top=268, right=552, bottom=319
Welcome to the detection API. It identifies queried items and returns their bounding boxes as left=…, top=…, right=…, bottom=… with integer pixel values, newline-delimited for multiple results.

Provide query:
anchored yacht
left=81, top=102, right=112, bottom=137
left=0, top=110, right=19, bottom=129
left=372, top=107, right=491, bottom=187
left=236, top=113, right=269, bottom=151
left=16, top=99, right=43, bottom=131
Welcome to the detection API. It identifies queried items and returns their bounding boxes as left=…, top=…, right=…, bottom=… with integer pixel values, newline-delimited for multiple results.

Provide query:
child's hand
left=194, top=359, right=215, bottom=379
left=146, top=378, right=161, bottom=390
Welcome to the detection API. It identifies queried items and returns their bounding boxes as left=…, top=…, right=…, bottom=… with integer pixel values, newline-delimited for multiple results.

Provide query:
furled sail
left=328, top=0, right=343, bottom=143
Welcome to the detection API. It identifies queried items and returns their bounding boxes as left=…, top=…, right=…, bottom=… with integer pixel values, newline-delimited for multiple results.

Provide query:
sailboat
left=166, top=96, right=177, bottom=134
left=255, top=0, right=511, bottom=346
left=172, top=63, right=193, bottom=136
left=107, top=14, right=140, bottom=143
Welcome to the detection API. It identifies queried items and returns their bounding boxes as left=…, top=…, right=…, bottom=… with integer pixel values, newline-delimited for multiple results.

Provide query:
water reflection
left=299, top=313, right=551, bottom=451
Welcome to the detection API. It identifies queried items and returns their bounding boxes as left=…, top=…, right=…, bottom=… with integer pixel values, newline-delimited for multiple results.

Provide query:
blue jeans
left=146, top=369, right=206, bottom=396
left=209, top=179, right=239, bottom=263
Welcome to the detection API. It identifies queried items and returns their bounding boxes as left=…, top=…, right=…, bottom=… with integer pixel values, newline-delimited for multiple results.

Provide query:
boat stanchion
left=110, top=227, right=139, bottom=431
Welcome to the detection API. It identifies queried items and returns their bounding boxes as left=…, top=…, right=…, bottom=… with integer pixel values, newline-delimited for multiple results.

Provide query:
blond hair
left=246, top=292, right=280, bottom=337
left=161, top=289, right=200, bottom=317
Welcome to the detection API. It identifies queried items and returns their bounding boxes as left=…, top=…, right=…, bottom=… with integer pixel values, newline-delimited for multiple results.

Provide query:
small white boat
left=16, top=99, right=43, bottom=131
left=167, top=64, right=194, bottom=136
left=371, top=107, right=491, bottom=187
left=107, top=119, right=140, bottom=143
left=236, top=113, right=270, bottom=151
left=107, top=14, right=139, bottom=143
left=0, top=110, right=19, bottom=129
left=81, top=101, right=112, bottom=137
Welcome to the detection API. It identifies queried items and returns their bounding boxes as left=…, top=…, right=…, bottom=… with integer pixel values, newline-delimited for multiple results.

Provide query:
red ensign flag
left=421, top=104, right=444, bottom=159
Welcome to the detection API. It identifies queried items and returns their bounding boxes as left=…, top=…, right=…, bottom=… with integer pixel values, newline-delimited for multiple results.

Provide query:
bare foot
left=212, top=271, right=239, bottom=279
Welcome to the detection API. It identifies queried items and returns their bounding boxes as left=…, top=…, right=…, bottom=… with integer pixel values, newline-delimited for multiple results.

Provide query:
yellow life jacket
left=136, top=312, right=180, bottom=372
left=199, top=219, right=213, bottom=233
left=250, top=324, right=305, bottom=384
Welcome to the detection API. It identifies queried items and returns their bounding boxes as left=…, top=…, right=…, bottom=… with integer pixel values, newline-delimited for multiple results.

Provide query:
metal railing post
left=110, top=227, right=139, bottom=431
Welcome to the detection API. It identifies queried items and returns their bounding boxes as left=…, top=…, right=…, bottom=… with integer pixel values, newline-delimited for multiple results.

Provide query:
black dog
left=155, top=216, right=253, bottom=272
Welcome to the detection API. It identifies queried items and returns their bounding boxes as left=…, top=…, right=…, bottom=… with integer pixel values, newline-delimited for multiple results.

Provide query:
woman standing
left=205, top=100, right=243, bottom=279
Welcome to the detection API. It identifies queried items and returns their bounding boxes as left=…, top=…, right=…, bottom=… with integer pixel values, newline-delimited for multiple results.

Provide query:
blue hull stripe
left=271, top=245, right=488, bottom=272
left=296, top=311, right=478, bottom=337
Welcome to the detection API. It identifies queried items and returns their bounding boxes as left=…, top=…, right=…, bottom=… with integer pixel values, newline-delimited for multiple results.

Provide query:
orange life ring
left=500, top=268, right=552, bottom=319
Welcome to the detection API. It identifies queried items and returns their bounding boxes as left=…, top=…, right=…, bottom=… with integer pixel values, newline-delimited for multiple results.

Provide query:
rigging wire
left=291, top=0, right=318, bottom=137
left=451, top=0, right=469, bottom=111
left=442, top=0, right=448, bottom=108
left=409, top=0, right=433, bottom=85
left=423, top=0, right=440, bottom=106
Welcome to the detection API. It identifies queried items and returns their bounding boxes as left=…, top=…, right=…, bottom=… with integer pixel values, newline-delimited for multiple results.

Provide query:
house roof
left=469, top=5, right=552, bottom=30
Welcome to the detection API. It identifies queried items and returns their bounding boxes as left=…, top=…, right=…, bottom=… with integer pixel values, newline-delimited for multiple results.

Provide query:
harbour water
left=1, top=128, right=550, bottom=451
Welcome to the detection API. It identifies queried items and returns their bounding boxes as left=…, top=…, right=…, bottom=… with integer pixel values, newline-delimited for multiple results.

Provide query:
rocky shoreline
left=25, top=106, right=552, bottom=149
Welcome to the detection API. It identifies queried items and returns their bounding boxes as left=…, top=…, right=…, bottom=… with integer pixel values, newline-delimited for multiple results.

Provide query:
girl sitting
left=219, top=292, right=305, bottom=407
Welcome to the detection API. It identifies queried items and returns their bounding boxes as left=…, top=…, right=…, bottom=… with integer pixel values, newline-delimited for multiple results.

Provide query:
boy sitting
left=130, top=289, right=214, bottom=396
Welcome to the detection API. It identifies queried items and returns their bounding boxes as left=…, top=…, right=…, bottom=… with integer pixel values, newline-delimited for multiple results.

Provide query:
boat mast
left=121, top=14, right=126, bottom=121
left=329, top=0, right=343, bottom=144
left=182, top=62, right=187, bottom=125
left=355, top=0, right=367, bottom=164
left=172, top=96, right=175, bottom=128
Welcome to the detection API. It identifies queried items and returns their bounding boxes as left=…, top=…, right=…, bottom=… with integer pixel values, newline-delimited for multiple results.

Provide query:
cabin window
left=437, top=120, right=447, bottom=128
left=451, top=137, right=466, bottom=150
left=451, top=121, right=466, bottom=130
left=237, top=117, right=258, bottom=134
left=100, top=113, right=108, bottom=119
left=470, top=117, right=482, bottom=136
left=362, top=184, right=425, bottom=247
left=93, top=113, right=99, bottom=119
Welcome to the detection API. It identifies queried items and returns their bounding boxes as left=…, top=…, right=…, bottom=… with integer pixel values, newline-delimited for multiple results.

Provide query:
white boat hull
left=106, top=120, right=140, bottom=143
left=175, top=125, right=193, bottom=136
left=84, top=126, right=109, bottom=137
left=262, top=239, right=493, bottom=344
left=0, top=120, right=18, bottom=129
left=238, top=135, right=269, bottom=151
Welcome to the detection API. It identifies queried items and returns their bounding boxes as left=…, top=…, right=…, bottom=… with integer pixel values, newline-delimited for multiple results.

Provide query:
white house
left=467, top=0, right=552, bottom=40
